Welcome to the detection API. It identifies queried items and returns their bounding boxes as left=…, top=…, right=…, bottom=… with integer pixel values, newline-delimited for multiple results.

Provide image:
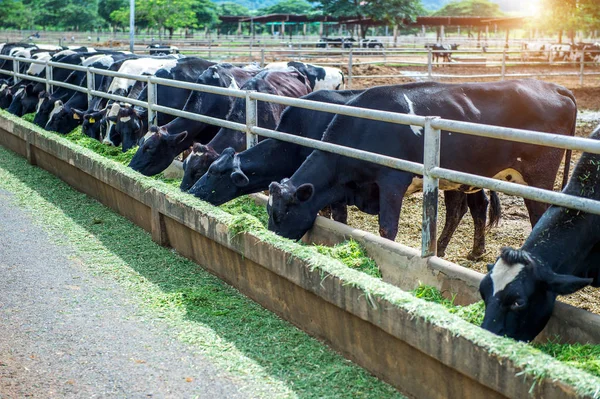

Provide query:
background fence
left=2, top=53, right=599, bottom=257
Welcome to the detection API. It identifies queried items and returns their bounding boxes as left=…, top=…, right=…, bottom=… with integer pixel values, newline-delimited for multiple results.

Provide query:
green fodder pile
left=413, top=284, right=600, bottom=378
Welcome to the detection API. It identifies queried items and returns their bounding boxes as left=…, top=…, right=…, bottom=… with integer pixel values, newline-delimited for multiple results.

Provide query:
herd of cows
left=521, top=41, right=600, bottom=63
left=1, top=41, right=600, bottom=343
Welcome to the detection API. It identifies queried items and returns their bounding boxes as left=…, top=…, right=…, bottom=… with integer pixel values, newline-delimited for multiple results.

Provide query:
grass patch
left=0, top=144, right=404, bottom=399
left=315, top=240, right=381, bottom=278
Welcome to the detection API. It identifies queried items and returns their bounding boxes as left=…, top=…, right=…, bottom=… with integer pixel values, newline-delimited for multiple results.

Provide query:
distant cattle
left=147, top=44, right=180, bottom=56
left=480, top=126, right=600, bottom=342
left=424, top=43, right=459, bottom=65
left=178, top=67, right=313, bottom=189
left=266, top=80, right=576, bottom=246
left=521, top=42, right=548, bottom=61
left=128, top=63, right=263, bottom=176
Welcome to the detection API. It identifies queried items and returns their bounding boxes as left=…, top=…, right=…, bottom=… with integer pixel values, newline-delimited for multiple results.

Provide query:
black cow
left=128, top=63, right=262, bottom=176
left=266, top=80, right=576, bottom=245
left=179, top=68, right=312, bottom=189
left=480, top=127, right=600, bottom=342
left=190, top=89, right=501, bottom=259
left=425, top=43, right=459, bottom=65
left=113, top=57, right=216, bottom=151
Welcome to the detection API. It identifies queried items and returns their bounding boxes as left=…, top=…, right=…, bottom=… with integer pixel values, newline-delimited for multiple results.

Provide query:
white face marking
left=212, top=71, right=220, bottom=80
left=403, top=94, right=424, bottom=136
left=228, top=77, right=239, bottom=90
left=268, top=196, right=273, bottom=207
left=46, top=102, right=64, bottom=128
left=143, top=131, right=153, bottom=140
left=0, top=84, right=8, bottom=92
left=14, top=87, right=25, bottom=98
left=491, top=259, right=525, bottom=295
left=36, top=97, right=44, bottom=113
left=120, top=116, right=131, bottom=122
left=517, top=157, right=522, bottom=162
left=27, top=53, right=51, bottom=76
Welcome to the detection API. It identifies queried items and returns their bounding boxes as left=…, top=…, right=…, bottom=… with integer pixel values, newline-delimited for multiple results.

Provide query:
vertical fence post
left=422, top=116, right=441, bottom=258
left=260, top=48, right=265, bottom=67
left=12, top=59, right=19, bottom=85
left=86, top=67, right=94, bottom=110
left=427, top=48, right=433, bottom=80
left=347, top=48, right=353, bottom=89
left=45, top=60, right=52, bottom=94
left=208, top=39, right=212, bottom=59
left=501, top=49, right=506, bottom=81
left=147, top=77, right=157, bottom=128
left=245, top=91, right=258, bottom=149
left=580, top=49, right=585, bottom=87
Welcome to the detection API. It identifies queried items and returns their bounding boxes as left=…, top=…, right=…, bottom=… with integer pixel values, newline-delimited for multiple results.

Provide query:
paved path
left=0, top=188, right=247, bottom=399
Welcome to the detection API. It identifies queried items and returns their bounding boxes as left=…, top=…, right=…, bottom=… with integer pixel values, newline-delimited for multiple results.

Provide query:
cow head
left=180, top=143, right=220, bottom=191
left=8, top=84, right=39, bottom=116
left=116, top=105, right=144, bottom=152
left=188, top=148, right=246, bottom=204
left=128, top=126, right=189, bottom=176
left=45, top=103, right=83, bottom=134
left=267, top=178, right=316, bottom=240
left=82, top=108, right=107, bottom=141
left=0, top=83, right=13, bottom=109
left=33, top=91, right=56, bottom=127
left=102, top=103, right=122, bottom=147
left=480, top=247, right=592, bottom=342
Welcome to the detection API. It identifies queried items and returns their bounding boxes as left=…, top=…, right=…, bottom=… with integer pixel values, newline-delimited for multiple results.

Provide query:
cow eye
left=510, top=299, right=526, bottom=311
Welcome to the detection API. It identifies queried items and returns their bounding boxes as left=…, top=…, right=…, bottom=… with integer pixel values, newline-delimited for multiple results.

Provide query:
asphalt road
left=0, top=188, right=248, bottom=399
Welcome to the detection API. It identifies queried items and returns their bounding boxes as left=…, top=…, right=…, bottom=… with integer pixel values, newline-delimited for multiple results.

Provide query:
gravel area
left=0, top=188, right=247, bottom=399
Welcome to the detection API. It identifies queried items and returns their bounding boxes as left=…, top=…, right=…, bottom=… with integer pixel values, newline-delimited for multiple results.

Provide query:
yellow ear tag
left=89, top=118, right=96, bottom=123
left=73, top=113, right=80, bottom=120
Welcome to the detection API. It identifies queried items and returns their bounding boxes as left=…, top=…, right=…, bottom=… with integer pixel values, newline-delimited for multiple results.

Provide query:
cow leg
left=466, top=190, right=489, bottom=260
left=524, top=199, right=550, bottom=227
left=377, top=173, right=412, bottom=240
left=437, top=190, right=468, bottom=257
left=331, top=201, right=348, bottom=225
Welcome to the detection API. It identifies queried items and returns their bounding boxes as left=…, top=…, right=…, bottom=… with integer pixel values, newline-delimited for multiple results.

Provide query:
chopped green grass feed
left=315, top=240, right=381, bottom=278
left=219, top=195, right=269, bottom=228
left=22, top=112, right=35, bottom=123
left=0, top=145, right=405, bottom=399
left=412, top=285, right=600, bottom=378
left=534, top=341, right=600, bottom=378
left=64, top=127, right=138, bottom=165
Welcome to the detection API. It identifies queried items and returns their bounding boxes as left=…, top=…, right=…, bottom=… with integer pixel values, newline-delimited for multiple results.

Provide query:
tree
left=99, top=0, right=128, bottom=25
left=0, top=0, right=31, bottom=29
left=432, top=0, right=503, bottom=16
left=258, top=0, right=315, bottom=15
left=20, top=0, right=101, bottom=30
left=537, top=0, right=600, bottom=42
left=217, top=2, right=251, bottom=16
left=318, top=0, right=422, bottom=38
left=193, top=0, right=219, bottom=29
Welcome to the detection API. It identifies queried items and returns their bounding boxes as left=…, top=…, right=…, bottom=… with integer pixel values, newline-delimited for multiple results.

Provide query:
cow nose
left=102, top=138, right=114, bottom=146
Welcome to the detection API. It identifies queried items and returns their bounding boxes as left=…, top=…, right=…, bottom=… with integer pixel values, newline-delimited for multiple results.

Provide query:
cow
left=265, top=61, right=344, bottom=91
left=111, top=57, right=215, bottom=151
left=178, top=68, right=313, bottom=189
left=189, top=89, right=501, bottom=259
left=424, top=43, right=459, bottom=65
left=479, top=127, right=600, bottom=342
left=520, top=42, right=548, bottom=61
left=549, top=43, right=573, bottom=63
left=147, top=44, right=180, bottom=56
left=266, top=80, right=576, bottom=247
left=128, top=63, right=263, bottom=176
left=44, top=54, right=130, bottom=134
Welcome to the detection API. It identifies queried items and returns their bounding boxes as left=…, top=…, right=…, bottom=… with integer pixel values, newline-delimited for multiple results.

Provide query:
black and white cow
left=479, top=127, right=600, bottom=342
left=424, top=43, right=459, bottom=65
left=178, top=68, right=313, bottom=188
left=266, top=80, right=576, bottom=245
left=111, top=57, right=215, bottom=151
left=265, top=61, right=344, bottom=91
left=520, top=42, right=548, bottom=61
left=128, top=63, right=263, bottom=176
left=44, top=54, right=132, bottom=134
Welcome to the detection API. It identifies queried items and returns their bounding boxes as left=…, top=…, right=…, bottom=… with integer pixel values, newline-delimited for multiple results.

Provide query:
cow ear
left=107, top=115, right=117, bottom=122
left=176, top=131, right=188, bottom=145
left=486, top=263, right=494, bottom=272
left=231, top=170, right=249, bottom=187
left=545, top=272, right=593, bottom=295
left=38, top=90, right=47, bottom=99
left=72, top=108, right=84, bottom=119
left=295, top=183, right=314, bottom=202
left=269, top=181, right=282, bottom=194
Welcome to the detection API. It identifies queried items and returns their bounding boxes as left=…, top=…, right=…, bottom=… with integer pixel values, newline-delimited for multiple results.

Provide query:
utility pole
left=129, top=0, right=135, bottom=53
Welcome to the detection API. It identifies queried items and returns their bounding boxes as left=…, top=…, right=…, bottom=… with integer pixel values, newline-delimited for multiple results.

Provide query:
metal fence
left=2, top=53, right=600, bottom=258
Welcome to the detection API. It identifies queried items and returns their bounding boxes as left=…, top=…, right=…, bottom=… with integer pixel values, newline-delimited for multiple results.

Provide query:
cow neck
left=523, top=150, right=600, bottom=276
left=208, top=128, right=246, bottom=154
left=240, top=140, right=301, bottom=191
left=291, top=150, right=342, bottom=214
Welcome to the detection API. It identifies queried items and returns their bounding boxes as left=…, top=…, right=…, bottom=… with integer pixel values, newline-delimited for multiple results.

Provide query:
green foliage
left=538, top=0, right=600, bottom=40
left=63, top=126, right=137, bottom=165
left=258, top=0, right=316, bottom=15
left=98, top=0, right=127, bottom=24
left=315, top=240, right=381, bottom=278
left=217, top=2, right=251, bottom=16
left=432, top=0, right=503, bottom=16
left=21, top=0, right=102, bottom=30
left=535, top=340, right=600, bottom=378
